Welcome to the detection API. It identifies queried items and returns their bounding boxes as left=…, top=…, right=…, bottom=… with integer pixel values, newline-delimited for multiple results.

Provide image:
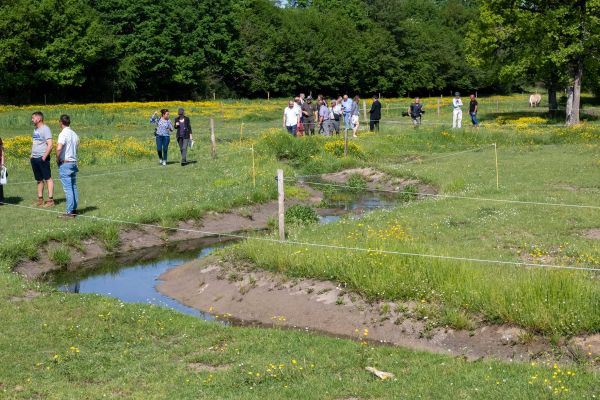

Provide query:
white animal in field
left=529, top=93, right=541, bottom=107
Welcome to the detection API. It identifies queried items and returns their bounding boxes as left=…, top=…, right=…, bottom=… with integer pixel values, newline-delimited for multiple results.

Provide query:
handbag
left=0, top=166, right=7, bottom=185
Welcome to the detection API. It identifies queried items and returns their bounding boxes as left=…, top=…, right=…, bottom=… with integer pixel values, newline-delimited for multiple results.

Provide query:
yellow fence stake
left=240, top=122, right=244, bottom=144
left=251, top=145, right=256, bottom=189
left=494, top=143, right=499, bottom=190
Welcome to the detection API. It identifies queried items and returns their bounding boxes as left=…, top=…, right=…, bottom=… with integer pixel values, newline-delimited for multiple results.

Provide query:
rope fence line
left=2, top=202, right=599, bottom=273
left=7, top=148, right=255, bottom=186
left=286, top=179, right=600, bottom=211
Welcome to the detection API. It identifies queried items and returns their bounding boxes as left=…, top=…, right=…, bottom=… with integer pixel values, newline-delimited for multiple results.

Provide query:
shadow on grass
left=487, top=110, right=599, bottom=122
left=77, top=206, right=98, bottom=215
left=0, top=196, right=23, bottom=205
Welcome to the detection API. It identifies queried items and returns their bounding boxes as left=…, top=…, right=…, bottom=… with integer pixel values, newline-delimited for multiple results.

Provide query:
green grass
left=1, top=95, right=600, bottom=397
left=1, top=272, right=599, bottom=399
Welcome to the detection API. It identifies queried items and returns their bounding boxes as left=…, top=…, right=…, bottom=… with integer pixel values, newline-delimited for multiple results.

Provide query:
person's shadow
left=1, top=196, right=24, bottom=205
left=77, top=206, right=98, bottom=215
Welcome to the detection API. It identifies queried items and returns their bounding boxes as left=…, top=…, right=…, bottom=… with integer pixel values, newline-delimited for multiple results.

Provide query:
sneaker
left=162, top=160, right=167, bottom=166
left=43, top=199, right=55, bottom=208
left=58, top=212, right=76, bottom=219
left=159, top=159, right=163, bottom=165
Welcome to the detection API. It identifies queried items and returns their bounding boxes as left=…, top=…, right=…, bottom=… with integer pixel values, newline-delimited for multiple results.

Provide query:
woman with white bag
left=0, top=137, right=5, bottom=204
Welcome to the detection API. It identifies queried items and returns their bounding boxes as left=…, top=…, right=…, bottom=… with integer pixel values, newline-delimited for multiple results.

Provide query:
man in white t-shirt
left=452, top=92, right=463, bottom=128
left=283, top=100, right=300, bottom=136
left=56, top=114, right=80, bottom=218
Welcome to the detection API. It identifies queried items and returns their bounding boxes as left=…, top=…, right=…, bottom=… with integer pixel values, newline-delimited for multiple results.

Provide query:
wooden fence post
left=344, top=129, right=348, bottom=157
left=437, top=96, right=441, bottom=117
left=362, top=100, right=368, bottom=124
left=277, top=169, right=285, bottom=241
left=210, top=118, right=217, bottom=159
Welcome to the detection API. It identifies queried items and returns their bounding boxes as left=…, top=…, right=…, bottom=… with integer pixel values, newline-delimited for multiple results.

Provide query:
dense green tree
left=467, top=0, right=600, bottom=125
left=0, top=0, right=114, bottom=102
left=367, top=0, right=488, bottom=96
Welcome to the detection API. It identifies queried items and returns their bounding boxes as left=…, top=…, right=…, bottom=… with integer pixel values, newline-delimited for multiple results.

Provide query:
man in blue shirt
left=341, top=95, right=353, bottom=134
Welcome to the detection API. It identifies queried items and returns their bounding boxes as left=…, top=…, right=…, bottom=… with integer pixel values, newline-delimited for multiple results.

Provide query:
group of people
left=408, top=92, right=479, bottom=128
left=283, top=93, right=383, bottom=137
left=1, top=112, right=81, bottom=217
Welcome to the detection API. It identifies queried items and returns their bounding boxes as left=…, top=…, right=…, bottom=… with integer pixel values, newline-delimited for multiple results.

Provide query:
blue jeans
left=343, top=113, right=352, bottom=131
left=286, top=125, right=297, bottom=136
left=156, top=135, right=170, bottom=161
left=470, top=112, right=479, bottom=126
left=59, top=163, right=79, bottom=214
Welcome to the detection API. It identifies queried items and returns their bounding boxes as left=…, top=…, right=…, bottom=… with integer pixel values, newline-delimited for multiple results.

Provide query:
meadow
left=1, top=95, right=600, bottom=398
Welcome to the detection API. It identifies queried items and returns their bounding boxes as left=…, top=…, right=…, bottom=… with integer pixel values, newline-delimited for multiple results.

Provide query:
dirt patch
left=582, top=229, right=600, bottom=240
left=157, top=256, right=593, bottom=363
left=9, top=289, right=42, bottom=302
left=320, top=167, right=437, bottom=197
left=187, top=363, right=231, bottom=373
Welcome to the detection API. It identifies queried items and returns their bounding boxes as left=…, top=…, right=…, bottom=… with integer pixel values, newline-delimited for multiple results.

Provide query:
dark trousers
left=177, top=137, right=189, bottom=162
left=370, top=119, right=380, bottom=132
left=0, top=184, right=4, bottom=203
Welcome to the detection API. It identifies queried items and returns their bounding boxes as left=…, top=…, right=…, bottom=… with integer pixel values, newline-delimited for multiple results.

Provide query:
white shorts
left=351, top=115, right=359, bottom=126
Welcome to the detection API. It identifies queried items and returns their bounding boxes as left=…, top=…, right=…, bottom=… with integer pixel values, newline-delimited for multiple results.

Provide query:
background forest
left=0, top=0, right=598, bottom=103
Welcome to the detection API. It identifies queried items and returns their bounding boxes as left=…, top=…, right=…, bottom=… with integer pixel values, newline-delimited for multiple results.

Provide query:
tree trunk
left=565, top=87, right=574, bottom=125
left=566, top=59, right=583, bottom=126
left=548, top=87, right=557, bottom=118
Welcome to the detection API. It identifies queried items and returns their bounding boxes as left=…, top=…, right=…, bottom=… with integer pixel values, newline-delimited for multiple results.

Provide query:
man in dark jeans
left=369, top=95, right=382, bottom=132
left=174, top=108, right=193, bottom=165
left=469, top=94, right=479, bottom=127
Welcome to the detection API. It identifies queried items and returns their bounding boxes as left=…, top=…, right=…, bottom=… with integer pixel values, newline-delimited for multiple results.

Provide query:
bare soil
left=157, top=256, right=599, bottom=363
left=320, top=167, right=437, bottom=197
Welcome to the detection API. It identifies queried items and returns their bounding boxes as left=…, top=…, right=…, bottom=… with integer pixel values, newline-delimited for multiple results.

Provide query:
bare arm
left=42, top=139, right=53, bottom=161
left=55, top=142, right=63, bottom=164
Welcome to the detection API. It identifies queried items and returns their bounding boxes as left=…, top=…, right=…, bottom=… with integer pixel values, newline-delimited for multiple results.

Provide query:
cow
left=529, top=94, right=542, bottom=107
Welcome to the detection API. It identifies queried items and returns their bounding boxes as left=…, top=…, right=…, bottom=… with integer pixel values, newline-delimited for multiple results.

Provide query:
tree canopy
left=0, top=0, right=597, bottom=105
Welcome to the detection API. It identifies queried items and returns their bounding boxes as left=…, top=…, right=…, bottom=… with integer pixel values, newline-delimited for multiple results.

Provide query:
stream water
left=52, top=192, right=400, bottom=319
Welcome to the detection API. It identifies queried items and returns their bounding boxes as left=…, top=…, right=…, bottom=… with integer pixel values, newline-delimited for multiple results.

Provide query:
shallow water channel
left=52, top=191, right=401, bottom=320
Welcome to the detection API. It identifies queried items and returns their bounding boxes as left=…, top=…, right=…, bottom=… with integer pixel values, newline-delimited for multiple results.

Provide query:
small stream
left=52, top=191, right=401, bottom=320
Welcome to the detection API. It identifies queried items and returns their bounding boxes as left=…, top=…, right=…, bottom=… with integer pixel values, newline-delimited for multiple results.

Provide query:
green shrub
left=258, top=130, right=321, bottom=166
left=398, top=184, right=418, bottom=202
left=346, top=174, right=368, bottom=193
left=285, top=205, right=319, bottom=225
left=49, top=246, right=72, bottom=268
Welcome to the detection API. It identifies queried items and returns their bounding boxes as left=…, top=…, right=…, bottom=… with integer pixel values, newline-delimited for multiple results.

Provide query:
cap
left=306, top=95, right=312, bottom=100
left=454, top=92, right=460, bottom=96
left=178, top=108, right=184, bottom=115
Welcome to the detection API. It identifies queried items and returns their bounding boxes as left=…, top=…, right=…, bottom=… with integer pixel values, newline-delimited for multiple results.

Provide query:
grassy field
left=1, top=95, right=600, bottom=398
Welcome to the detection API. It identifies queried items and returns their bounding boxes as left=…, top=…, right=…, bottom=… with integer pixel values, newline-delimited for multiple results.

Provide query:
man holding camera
left=408, top=97, right=424, bottom=126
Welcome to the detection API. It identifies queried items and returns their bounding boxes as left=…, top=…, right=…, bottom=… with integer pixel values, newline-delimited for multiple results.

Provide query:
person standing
left=151, top=109, right=173, bottom=165
left=452, top=92, right=463, bottom=128
left=283, top=100, right=300, bottom=136
left=318, top=99, right=331, bottom=136
left=369, top=95, right=381, bottom=132
left=341, top=95, right=353, bottom=134
left=174, top=108, right=193, bottom=165
left=56, top=114, right=80, bottom=218
left=0, top=137, right=4, bottom=205
left=331, top=100, right=342, bottom=135
left=409, top=97, right=424, bottom=126
left=469, top=94, right=479, bottom=127
left=351, top=95, right=360, bottom=137
left=30, top=112, right=54, bottom=207
left=301, top=96, right=317, bottom=135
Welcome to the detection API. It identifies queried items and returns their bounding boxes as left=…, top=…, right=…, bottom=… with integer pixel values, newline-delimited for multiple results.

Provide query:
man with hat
left=452, top=92, right=463, bottom=128
left=301, top=96, right=318, bottom=135
left=174, top=107, right=193, bottom=165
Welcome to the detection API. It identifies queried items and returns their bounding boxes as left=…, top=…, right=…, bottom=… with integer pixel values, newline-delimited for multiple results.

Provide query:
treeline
left=0, top=0, right=531, bottom=103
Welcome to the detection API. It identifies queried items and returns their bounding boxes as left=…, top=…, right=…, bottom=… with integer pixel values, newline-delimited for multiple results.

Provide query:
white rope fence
left=2, top=202, right=599, bottom=273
